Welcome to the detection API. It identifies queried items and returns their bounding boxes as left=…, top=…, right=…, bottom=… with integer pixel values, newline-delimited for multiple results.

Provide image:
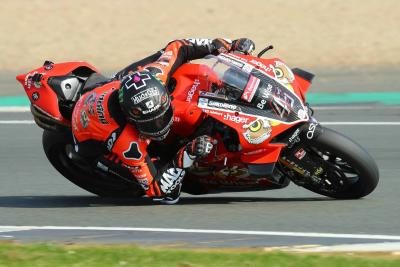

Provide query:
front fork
left=278, top=117, right=327, bottom=186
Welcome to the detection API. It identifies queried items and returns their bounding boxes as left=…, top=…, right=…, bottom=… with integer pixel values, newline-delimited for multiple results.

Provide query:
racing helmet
left=119, top=71, right=173, bottom=140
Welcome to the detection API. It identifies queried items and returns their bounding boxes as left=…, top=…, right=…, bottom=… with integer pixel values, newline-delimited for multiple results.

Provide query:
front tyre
left=286, top=127, right=379, bottom=199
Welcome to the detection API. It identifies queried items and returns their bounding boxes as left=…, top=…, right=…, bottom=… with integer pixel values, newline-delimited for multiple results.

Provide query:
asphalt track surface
left=0, top=106, right=399, bottom=248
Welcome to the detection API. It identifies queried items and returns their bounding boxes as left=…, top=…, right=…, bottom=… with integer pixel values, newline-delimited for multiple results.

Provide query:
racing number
left=270, top=88, right=294, bottom=118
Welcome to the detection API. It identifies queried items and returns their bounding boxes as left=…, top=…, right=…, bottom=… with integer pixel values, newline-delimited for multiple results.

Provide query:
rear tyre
left=42, top=130, right=143, bottom=197
left=288, top=127, right=379, bottom=199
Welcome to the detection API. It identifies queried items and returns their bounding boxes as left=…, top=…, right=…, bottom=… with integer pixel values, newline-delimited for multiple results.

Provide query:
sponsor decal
left=242, top=118, right=272, bottom=144
left=243, top=148, right=267, bottom=156
left=84, top=92, right=97, bottom=115
left=254, top=84, right=274, bottom=110
left=199, top=91, right=217, bottom=97
left=294, top=148, right=306, bottom=160
left=142, top=103, right=161, bottom=115
left=225, top=52, right=245, bottom=61
left=24, top=71, right=38, bottom=89
left=123, top=142, right=142, bottom=160
left=250, top=59, right=272, bottom=73
left=215, top=166, right=250, bottom=179
left=80, top=110, right=89, bottom=128
left=281, top=157, right=311, bottom=177
left=218, top=54, right=244, bottom=69
left=271, top=60, right=295, bottom=91
left=131, top=87, right=160, bottom=104
left=31, top=92, right=40, bottom=101
left=198, top=97, right=209, bottom=107
left=203, top=109, right=224, bottom=117
left=145, top=100, right=154, bottom=109
left=122, top=164, right=141, bottom=172
left=208, top=100, right=237, bottom=111
left=219, top=54, right=254, bottom=73
left=288, top=128, right=301, bottom=148
left=96, top=92, right=108, bottom=124
left=186, top=79, right=200, bottom=102
left=136, top=177, right=149, bottom=190
left=173, top=116, right=181, bottom=122
left=241, top=76, right=260, bottom=102
left=106, top=132, right=117, bottom=152
left=306, top=123, right=317, bottom=140
left=273, top=61, right=294, bottom=84
left=256, top=98, right=267, bottom=110
left=223, top=113, right=248, bottom=124
left=314, top=167, right=324, bottom=176
left=123, top=71, right=151, bottom=90
left=262, top=83, right=273, bottom=98
left=186, top=38, right=212, bottom=46
left=159, top=168, right=185, bottom=194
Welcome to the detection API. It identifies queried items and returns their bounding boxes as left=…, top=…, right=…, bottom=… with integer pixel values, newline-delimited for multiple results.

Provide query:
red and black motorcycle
left=16, top=46, right=379, bottom=199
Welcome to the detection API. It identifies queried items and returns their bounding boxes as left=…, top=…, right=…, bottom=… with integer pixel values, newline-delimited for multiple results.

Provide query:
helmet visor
left=135, top=106, right=173, bottom=138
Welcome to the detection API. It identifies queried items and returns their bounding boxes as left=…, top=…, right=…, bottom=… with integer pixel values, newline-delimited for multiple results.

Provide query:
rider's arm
left=114, top=38, right=254, bottom=85
left=112, top=39, right=216, bottom=81
left=113, top=51, right=163, bottom=80
left=142, top=38, right=255, bottom=86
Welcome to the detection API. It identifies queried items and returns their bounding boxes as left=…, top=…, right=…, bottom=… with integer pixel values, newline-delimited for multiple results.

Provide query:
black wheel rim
left=307, top=146, right=360, bottom=193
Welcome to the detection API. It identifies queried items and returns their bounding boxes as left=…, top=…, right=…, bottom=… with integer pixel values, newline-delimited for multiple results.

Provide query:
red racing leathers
left=71, top=38, right=232, bottom=198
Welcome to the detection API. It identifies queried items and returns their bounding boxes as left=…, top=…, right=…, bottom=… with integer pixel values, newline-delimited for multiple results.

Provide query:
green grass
left=0, top=243, right=399, bottom=267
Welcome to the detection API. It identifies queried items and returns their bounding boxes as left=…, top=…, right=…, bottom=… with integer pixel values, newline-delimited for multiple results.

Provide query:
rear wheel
left=283, top=127, right=379, bottom=199
left=42, top=130, right=143, bottom=197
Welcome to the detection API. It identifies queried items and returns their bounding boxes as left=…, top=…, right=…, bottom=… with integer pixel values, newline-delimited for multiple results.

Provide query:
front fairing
left=195, top=55, right=309, bottom=125
left=171, top=54, right=310, bottom=164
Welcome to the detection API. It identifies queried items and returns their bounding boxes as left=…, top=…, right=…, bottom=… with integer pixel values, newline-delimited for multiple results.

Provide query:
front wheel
left=282, top=127, right=379, bottom=199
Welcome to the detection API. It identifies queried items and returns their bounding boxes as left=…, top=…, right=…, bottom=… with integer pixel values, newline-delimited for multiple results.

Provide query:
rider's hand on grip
left=211, top=38, right=232, bottom=55
left=231, top=38, right=255, bottom=55
left=186, top=135, right=215, bottom=158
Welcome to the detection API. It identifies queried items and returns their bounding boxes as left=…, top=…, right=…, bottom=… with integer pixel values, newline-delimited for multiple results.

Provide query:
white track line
left=0, top=226, right=400, bottom=241
left=322, top=122, right=400, bottom=125
left=2, top=120, right=400, bottom=126
left=314, top=105, right=400, bottom=110
left=0, top=107, right=30, bottom=112
left=0, top=120, right=35, bottom=124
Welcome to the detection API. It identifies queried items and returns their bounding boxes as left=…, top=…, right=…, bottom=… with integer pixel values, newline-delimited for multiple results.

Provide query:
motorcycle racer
left=71, top=38, right=255, bottom=204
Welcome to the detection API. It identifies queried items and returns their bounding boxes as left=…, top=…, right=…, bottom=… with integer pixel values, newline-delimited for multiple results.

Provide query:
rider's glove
left=186, top=135, right=215, bottom=158
left=231, top=38, right=255, bottom=55
left=210, top=38, right=232, bottom=55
